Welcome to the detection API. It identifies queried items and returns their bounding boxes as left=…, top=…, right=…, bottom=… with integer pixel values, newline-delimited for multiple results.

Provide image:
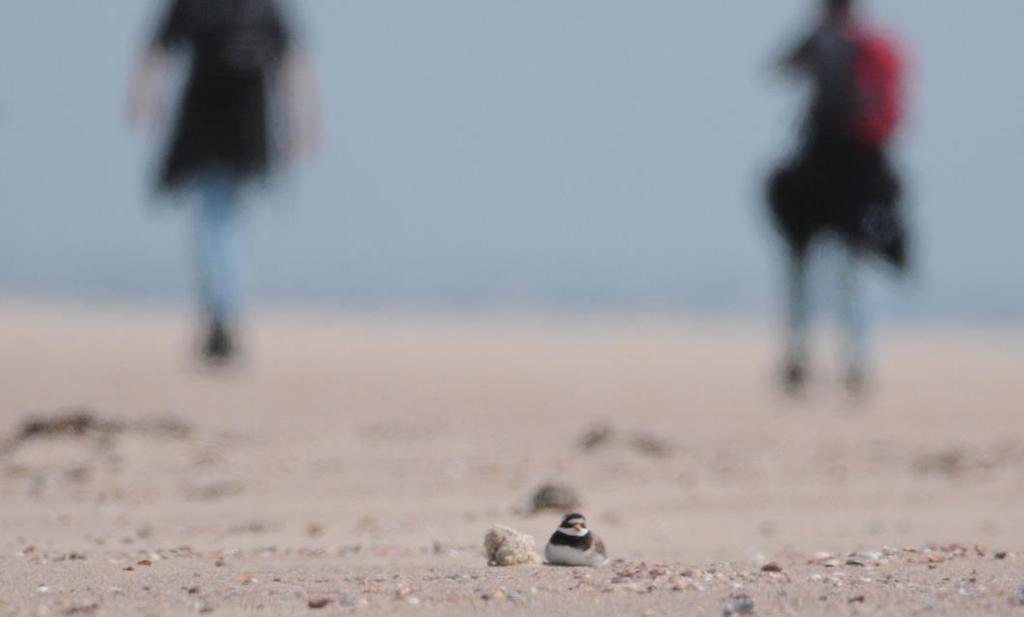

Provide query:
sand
left=1, top=304, right=1022, bottom=616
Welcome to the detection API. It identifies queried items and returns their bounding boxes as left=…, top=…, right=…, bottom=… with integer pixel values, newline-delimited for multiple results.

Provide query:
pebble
left=723, top=595, right=755, bottom=616
left=191, top=599, right=213, bottom=613
left=530, top=483, right=582, bottom=512
left=761, top=562, right=783, bottom=573
left=338, top=594, right=358, bottom=607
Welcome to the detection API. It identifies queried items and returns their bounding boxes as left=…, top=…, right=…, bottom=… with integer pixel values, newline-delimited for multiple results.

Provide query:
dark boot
left=782, top=360, right=807, bottom=396
left=203, top=319, right=235, bottom=363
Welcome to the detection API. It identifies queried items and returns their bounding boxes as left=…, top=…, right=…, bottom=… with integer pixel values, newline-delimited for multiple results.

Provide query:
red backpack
left=849, top=26, right=906, bottom=146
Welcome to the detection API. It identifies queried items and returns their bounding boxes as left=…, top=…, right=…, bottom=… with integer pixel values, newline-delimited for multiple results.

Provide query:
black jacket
left=153, top=0, right=292, bottom=190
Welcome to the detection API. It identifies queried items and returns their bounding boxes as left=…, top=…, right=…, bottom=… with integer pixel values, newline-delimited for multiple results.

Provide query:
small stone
left=822, top=559, right=840, bottom=568
left=723, top=594, right=755, bottom=616
left=1016, top=588, right=1024, bottom=606
left=191, top=599, right=213, bottom=613
left=432, top=540, right=458, bottom=557
left=63, top=601, right=100, bottom=615
left=579, top=425, right=615, bottom=451
left=307, top=598, right=331, bottom=609
left=670, top=577, right=691, bottom=591
left=394, top=584, right=413, bottom=600
left=995, top=551, right=1007, bottom=560
left=849, top=594, right=866, bottom=604
left=845, top=558, right=866, bottom=567
left=529, top=483, right=582, bottom=513
left=761, top=562, right=783, bottom=573
left=631, top=433, right=673, bottom=458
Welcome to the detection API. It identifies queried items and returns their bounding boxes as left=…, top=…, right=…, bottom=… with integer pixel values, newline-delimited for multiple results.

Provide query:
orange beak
left=572, top=523, right=583, bottom=532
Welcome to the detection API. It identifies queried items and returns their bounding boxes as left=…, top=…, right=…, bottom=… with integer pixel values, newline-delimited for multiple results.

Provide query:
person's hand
left=128, top=51, right=169, bottom=132
left=282, top=52, right=323, bottom=161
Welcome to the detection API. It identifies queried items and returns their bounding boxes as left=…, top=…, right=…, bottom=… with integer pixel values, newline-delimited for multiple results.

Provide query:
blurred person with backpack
left=768, top=0, right=909, bottom=395
left=128, top=0, right=319, bottom=363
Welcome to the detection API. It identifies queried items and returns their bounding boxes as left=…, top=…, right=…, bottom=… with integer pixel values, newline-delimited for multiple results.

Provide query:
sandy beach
left=1, top=304, right=1022, bottom=616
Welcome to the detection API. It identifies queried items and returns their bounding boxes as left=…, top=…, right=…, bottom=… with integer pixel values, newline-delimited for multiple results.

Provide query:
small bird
left=544, top=513, right=608, bottom=567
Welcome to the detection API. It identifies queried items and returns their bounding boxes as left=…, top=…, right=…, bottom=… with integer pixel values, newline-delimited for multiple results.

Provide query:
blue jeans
left=786, top=242, right=867, bottom=376
left=195, top=176, right=242, bottom=323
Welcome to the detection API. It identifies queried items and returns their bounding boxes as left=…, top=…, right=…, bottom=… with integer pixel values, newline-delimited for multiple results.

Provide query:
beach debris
left=480, top=587, right=508, bottom=602
left=577, top=424, right=675, bottom=457
left=995, top=551, right=1008, bottom=560
left=579, top=425, right=616, bottom=451
left=670, top=576, right=692, bottom=591
left=338, top=594, right=358, bottom=608
left=913, top=448, right=966, bottom=477
left=432, top=540, right=458, bottom=557
left=484, top=525, right=541, bottom=566
left=0, top=409, right=193, bottom=456
left=394, top=584, right=414, bottom=600
left=630, top=433, right=674, bottom=458
left=0, top=410, right=119, bottom=455
left=307, top=598, right=331, bottom=609
left=183, top=479, right=243, bottom=502
left=723, top=594, right=755, bottom=616
left=529, top=483, right=582, bottom=513
left=63, top=601, right=100, bottom=615
left=307, top=523, right=325, bottom=538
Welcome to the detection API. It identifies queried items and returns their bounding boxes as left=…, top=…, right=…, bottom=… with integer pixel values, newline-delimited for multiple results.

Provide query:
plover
left=544, top=513, right=608, bottom=567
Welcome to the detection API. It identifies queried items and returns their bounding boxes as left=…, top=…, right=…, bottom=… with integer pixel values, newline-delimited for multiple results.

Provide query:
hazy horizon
left=1, top=1, right=1021, bottom=323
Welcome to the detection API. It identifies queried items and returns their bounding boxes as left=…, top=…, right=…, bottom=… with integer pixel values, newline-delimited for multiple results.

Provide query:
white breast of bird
left=544, top=541, right=606, bottom=567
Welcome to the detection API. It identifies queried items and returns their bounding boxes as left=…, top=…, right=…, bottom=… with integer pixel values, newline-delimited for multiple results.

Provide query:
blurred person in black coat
left=129, top=0, right=319, bottom=362
left=768, top=0, right=910, bottom=395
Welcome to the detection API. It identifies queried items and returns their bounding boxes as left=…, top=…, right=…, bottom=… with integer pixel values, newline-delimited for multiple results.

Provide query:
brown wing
left=594, top=535, right=607, bottom=557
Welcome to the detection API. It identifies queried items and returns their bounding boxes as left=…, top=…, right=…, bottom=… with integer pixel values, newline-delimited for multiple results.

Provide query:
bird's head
left=558, top=513, right=589, bottom=536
